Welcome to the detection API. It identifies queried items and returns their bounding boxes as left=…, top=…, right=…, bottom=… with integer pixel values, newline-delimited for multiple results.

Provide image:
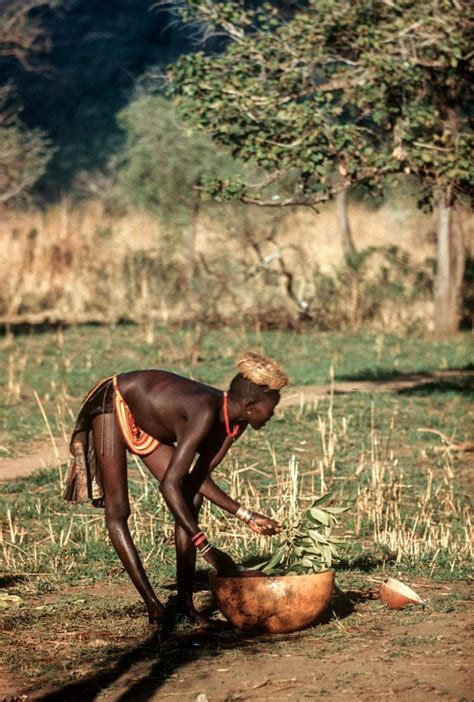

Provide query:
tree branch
left=240, top=188, right=339, bottom=210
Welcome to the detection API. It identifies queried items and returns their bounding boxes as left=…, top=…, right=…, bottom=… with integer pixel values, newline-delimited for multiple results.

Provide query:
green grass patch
left=0, top=325, right=472, bottom=452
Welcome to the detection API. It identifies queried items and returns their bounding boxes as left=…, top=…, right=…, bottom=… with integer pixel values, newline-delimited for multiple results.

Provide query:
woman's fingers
left=249, top=518, right=281, bottom=536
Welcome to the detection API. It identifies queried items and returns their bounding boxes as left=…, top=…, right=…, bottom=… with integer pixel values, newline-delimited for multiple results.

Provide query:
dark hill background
left=3, top=0, right=190, bottom=196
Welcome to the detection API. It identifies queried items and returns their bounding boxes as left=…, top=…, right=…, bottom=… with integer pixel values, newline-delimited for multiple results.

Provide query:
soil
left=1, top=580, right=472, bottom=701
left=278, top=369, right=474, bottom=408
left=0, top=438, right=69, bottom=482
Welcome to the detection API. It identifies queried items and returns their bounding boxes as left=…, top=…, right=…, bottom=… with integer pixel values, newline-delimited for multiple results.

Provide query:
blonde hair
left=236, top=351, right=288, bottom=391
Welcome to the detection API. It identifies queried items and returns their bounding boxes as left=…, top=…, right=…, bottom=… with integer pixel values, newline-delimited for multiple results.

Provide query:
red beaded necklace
left=223, top=392, right=240, bottom=438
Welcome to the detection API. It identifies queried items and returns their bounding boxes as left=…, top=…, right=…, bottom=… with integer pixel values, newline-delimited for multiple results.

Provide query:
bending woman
left=64, top=351, right=288, bottom=624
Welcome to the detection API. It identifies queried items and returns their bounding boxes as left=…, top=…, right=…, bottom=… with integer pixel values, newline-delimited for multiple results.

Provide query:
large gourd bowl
left=209, top=570, right=335, bottom=634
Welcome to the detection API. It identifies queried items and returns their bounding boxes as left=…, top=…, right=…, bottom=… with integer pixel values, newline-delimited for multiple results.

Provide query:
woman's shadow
left=35, top=568, right=374, bottom=702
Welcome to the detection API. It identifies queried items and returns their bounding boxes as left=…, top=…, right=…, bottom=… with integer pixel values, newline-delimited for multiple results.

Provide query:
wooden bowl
left=209, top=570, right=335, bottom=633
left=379, top=577, right=423, bottom=610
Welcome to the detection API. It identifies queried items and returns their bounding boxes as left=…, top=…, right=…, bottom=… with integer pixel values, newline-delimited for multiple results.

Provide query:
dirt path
left=278, top=369, right=473, bottom=408
left=0, top=437, right=69, bottom=482
left=1, top=370, right=472, bottom=483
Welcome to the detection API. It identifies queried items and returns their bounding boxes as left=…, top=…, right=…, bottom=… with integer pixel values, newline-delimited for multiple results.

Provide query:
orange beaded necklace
left=223, top=392, right=240, bottom=438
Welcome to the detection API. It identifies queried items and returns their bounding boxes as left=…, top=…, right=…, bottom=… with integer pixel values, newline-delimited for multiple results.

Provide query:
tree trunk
left=335, top=187, right=356, bottom=257
left=433, top=191, right=465, bottom=335
left=183, top=199, right=200, bottom=289
left=184, top=201, right=200, bottom=262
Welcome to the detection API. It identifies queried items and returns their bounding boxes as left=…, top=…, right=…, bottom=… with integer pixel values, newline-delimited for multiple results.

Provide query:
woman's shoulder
left=118, top=369, right=221, bottom=405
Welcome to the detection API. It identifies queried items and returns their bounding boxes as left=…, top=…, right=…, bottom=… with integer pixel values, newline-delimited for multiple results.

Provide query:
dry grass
left=2, top=197, right=471, bottom=329
left=354, top=412, right=472, bottom=571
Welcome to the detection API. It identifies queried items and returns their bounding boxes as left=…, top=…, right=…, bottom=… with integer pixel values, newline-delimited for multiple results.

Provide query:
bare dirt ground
left=1, top=580, right=472, bottom=702
left=279, top=369, right=474, bottom=408
left=0, top=438, right=69, bottom=481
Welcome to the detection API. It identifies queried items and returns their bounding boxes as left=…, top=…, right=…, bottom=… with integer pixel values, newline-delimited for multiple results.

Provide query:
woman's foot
left=147, top=600, right=166, bottom=626
left=175, top=597, right=211, bottom=625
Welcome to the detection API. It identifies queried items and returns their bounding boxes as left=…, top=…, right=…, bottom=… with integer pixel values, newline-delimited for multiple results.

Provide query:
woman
left=64, top=351, right=288, bottom=624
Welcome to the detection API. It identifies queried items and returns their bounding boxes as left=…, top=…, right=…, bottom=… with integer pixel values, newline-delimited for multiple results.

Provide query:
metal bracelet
left=236, top=506, right=253, bottom=523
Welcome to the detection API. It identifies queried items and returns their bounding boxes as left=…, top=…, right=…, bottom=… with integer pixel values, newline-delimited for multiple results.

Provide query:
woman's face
left=246, top=391, right=280, bottom=430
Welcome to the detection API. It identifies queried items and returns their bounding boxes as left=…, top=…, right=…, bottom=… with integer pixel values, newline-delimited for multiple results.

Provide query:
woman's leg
left=174, top=490, right=204, bottom=620
left=93, top=413, right=164, bottom=624
left=143, top=447, right=206, bottom=621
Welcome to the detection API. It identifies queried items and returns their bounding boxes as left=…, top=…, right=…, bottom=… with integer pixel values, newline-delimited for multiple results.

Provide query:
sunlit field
left=0, top=324, right=472, bottom=694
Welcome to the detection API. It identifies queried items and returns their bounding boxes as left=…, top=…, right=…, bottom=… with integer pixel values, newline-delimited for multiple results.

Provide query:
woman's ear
left=244, top=400, right=255, bottom=416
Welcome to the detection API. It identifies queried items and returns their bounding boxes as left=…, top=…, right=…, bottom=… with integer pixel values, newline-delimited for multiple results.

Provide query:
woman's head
left=228, top=352, right=288, bottom=429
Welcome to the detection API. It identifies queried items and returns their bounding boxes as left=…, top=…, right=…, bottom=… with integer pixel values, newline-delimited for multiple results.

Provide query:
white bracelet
left=236, top=506, right=253, bottom=524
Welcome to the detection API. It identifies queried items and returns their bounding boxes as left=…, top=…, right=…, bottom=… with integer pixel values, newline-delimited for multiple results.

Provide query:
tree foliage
left=116, top=94, right=246, bottom=222
left=0, top=0, right=52, bottom=67
left=1, top=0, right=193, bottom=194
left=164, top=0, right=473, bottom=211
left=0, top=84, right=53, bottom=203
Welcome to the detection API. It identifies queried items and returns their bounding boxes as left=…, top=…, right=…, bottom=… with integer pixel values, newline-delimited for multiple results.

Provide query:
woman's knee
left=105, top=501, right=130, bottom=523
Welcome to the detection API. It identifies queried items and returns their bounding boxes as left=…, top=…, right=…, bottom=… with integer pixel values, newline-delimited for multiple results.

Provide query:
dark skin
left=92, top=370, right=281, bottom=625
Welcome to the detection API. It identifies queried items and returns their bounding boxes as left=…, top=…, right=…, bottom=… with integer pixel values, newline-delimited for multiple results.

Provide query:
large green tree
left=164, top=0, right=473, bottom=333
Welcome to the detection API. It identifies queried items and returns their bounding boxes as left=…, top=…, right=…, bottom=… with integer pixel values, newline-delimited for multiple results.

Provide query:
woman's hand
left=247, top=513, right=281, bottom=536
left=202, top=546, right=238, bottom=576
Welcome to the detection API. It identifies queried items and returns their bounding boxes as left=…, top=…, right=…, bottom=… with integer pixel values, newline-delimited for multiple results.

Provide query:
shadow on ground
left=334, top=368, right=473, bottom=396
left=34, top=586, right=366, bottom=702
left=396, top=377, right=474, bottom=395
left=337, top=364, right=474, bottom=382
left=0, top=575, right=26, bottom=588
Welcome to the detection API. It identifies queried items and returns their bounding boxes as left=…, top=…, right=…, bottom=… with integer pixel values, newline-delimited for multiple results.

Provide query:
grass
left=0, top=324, right=472, bottom=693
left=0, top=324, right=472, bottom=453
left=1, top=197, right=450, bottom=328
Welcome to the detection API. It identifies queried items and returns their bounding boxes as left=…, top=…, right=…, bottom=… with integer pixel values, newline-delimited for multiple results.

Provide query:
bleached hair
left=236, top=351, right=288, bottom=391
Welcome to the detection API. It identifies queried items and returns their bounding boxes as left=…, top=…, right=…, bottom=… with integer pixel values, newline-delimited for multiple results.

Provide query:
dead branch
left=417, top=428, right=474, bottom=453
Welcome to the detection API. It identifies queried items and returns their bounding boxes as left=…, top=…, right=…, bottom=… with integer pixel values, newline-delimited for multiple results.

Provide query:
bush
left=0, top=86, right=54, bottom=204
left=115, top=95, right=245, bottom=225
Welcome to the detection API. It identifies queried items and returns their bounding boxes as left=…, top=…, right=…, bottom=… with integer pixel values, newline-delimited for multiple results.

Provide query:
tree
left=0, top=83, right=53, bottom=203
left=0, top=0, right=51, bottom=68
left=116, top=93, right=246, bottom=256
left=163, top=0, right=473, bottom=333
left=0, top=1, right=55, bottom=203
left=2, top=0, right=195, bottom=195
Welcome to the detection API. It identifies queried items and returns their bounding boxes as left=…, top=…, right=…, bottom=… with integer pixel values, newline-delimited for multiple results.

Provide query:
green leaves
left=165, top=0, right=473, bottom=209
left=257, top=493, right=349, bottom=576
left=115, top=95, right=248, bottom=218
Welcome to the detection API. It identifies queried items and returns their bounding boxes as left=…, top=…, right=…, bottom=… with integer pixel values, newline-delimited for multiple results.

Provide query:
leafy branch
left=257, top=493, right=349, bottom=576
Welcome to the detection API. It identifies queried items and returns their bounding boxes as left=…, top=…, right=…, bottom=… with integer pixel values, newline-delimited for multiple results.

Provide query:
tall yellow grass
left=1, top=198, right=472, bottom=328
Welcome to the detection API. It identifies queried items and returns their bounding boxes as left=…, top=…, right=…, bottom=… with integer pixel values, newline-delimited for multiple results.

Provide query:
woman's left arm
left=187, top=458, right=281, bottom=536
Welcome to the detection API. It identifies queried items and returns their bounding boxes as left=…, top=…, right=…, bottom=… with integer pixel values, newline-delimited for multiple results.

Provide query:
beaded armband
left=191, top=531, right=212, bottom=557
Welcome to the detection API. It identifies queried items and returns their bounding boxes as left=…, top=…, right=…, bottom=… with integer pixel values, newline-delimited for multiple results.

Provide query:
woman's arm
left=187, top=459, right=281, bottom=536
left=191, top=472, right=240, bottom=514
left=158, top=406, right=216, bottom=536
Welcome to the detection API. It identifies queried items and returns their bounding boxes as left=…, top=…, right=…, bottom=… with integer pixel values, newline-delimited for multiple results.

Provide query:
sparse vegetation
left=3, top=196, right=471, bottom=330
